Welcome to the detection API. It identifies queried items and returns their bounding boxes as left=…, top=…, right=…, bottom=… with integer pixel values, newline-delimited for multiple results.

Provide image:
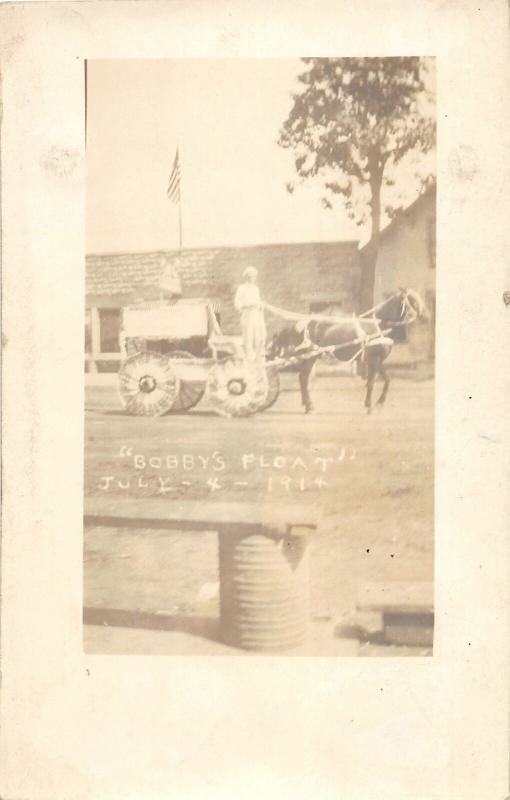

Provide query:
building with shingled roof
left=85, top=184, right=435, bottom=372
left=85, top=241, right=362, bottom=371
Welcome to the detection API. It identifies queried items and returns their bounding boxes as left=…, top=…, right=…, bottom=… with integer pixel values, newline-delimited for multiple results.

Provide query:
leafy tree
left=279, top=57, right=436, bottom=310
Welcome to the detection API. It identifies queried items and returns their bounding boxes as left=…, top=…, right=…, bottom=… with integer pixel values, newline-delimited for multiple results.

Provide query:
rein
left=263, top=301, right=357, bottom=325
left=264, top=290, right=417, bottom=332
left=359, top=290, right=417, bottom=327
left=266, top=289, right=423, bottom=371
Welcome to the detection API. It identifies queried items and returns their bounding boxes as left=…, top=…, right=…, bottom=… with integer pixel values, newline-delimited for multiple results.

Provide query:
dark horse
left=268, top=289, right=428, bottom=414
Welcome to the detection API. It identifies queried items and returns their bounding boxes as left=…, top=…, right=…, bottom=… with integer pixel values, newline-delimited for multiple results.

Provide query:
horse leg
left=299, top=358, right=316, bottom=414
left=365, top=354, right=378, bottom=414
left=376, top=361, right=390, bottom=407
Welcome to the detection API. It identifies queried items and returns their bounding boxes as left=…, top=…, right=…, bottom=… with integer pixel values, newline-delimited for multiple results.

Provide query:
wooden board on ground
left=84, top=495, right=319, bottom=537
left=356, top=581, right=434, bottom=648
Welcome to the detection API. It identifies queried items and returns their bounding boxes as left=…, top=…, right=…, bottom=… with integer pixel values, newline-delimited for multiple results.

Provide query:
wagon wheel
left=166, top=350, right=206, bottom=413
left=206, top=359, right=268, bottom=417
left=118, top=351, right=180, bottom=416
left=258, top=365, right=281, bottom=412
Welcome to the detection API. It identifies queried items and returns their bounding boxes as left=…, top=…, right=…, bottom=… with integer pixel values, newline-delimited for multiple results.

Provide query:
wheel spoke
left=206, top=359, right=268, bottom=417
left=118, top=352, right=180, bottom=416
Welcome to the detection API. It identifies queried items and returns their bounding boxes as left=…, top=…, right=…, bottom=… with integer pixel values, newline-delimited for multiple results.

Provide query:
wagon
left=117, top=298, right=280, bottom=417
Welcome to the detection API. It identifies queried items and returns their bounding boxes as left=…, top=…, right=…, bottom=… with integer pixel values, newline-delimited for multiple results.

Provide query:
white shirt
left=234, top=283, right=262, bottom=311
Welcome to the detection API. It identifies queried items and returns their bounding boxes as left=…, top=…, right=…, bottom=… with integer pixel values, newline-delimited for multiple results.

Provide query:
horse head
left=399, top=287, right=429, bottom=322
left=378, top=288, right=429, bottom=326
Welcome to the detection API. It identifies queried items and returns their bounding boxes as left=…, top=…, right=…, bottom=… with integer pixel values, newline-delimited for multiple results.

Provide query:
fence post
left=89, top=306, right=101, bottom=373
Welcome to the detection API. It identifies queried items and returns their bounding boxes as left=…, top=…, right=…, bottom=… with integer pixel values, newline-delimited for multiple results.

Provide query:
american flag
left=167, top=149, right=180, bottom=203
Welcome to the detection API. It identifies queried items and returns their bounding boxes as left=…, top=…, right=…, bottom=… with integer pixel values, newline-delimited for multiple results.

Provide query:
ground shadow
left=334, top=622, right=434, bottom=650
left=86, top=404, right=364, bottom=419
left=88, top=408, right=220, bottom=418
left=85, top=407, right=132, bottom=417
left=83, top=606, right=221, bottom=643
left=267, top=409, right=358, bottom=417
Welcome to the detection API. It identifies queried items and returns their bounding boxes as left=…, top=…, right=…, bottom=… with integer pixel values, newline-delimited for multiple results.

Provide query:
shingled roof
left=86, top=241, right=361, bottom=306
left=86, top=248, right=221, bottom=298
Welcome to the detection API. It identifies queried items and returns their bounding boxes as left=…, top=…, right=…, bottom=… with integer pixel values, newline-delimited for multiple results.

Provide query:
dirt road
left=84, top=373, right=434, bottom=655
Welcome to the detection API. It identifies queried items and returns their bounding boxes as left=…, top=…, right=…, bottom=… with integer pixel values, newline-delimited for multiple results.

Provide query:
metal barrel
left=218, top=531, right=310, bottom=651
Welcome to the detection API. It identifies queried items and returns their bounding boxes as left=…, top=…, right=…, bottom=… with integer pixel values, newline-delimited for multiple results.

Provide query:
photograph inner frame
left=83, top=57, right=436, bottom=657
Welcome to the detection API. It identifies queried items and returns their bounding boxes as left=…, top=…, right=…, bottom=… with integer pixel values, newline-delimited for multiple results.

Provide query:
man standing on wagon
left=234, top=266, right=266, bottom=361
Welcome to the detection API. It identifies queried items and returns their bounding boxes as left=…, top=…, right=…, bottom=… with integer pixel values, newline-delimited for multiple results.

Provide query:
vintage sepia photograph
left=4, top=0, right=510, bottom=793
left=84, top=57, right=436, bottom=656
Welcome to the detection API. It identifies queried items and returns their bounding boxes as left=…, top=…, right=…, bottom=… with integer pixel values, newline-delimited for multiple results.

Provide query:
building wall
left=85, top=241, right=361, bottom=370
left=86, top=200, right=436, bottom=373
left=373, top=190, right=436, bottom=362
left=189, top=243, right=361, bottom=337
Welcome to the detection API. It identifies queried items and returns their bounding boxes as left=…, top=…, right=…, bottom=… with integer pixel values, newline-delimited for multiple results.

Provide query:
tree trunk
left=359, top=155, right=383, bottom=313
left=359, top=246, right=377, bottom=314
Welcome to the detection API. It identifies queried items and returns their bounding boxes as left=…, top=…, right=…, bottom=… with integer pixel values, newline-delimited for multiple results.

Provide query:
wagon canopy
left=121, top=298, right=220, bottom=339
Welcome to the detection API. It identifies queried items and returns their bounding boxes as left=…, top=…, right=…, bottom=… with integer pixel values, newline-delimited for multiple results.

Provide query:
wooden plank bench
left=356, top=581, right=434, bottom=647
left=84, top=497, right=319, bottom=652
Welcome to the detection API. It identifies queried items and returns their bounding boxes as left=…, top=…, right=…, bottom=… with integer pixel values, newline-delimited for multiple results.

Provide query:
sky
left=86, top=59, right=434, bottom=255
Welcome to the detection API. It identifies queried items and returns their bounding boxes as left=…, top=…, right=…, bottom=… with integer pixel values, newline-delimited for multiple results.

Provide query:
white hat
left=243, top=266, right=258, bottom=279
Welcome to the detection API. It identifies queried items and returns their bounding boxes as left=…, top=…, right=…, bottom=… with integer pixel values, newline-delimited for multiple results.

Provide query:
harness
left=264, top=291, right=416, bottom=369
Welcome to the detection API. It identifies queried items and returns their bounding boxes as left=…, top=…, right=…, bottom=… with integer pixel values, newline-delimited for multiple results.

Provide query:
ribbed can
left=219, top=531, right=310, bottom=651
